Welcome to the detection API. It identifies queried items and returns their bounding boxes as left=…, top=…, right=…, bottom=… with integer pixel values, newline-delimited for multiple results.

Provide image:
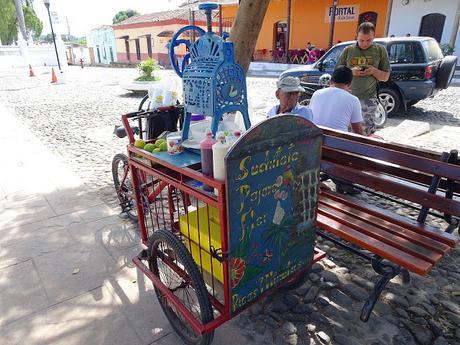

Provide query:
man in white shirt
left=310, top=66, right=364, bottom=194
left=266, top=76, right=312, bottom=121
left=310, top=66, right=364, bottom=135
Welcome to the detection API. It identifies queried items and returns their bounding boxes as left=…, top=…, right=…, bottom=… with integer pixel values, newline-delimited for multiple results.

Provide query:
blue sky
left=34, top=0, right=184, bottom=37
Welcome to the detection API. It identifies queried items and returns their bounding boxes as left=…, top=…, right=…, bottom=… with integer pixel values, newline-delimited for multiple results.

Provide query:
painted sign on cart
left=225, top=115, right=322, bottom=315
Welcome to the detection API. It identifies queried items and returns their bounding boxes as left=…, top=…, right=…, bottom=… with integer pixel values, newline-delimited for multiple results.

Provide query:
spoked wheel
left=375, top=102, right=387, bottom=128
left=112, top=153, right=138, bottom=222
left=148, top=230, right=214, bottom=345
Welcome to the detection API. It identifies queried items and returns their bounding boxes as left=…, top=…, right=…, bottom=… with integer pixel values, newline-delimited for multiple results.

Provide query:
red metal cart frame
left=121, top=112, right=325, bottom=343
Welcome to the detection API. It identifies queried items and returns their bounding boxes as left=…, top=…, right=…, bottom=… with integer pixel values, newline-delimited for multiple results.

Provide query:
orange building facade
left=221, top=0, right=391, bottom=61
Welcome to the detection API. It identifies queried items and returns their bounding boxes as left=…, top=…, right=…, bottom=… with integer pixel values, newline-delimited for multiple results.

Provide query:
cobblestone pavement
left=1, top=66, right=459, bottom=345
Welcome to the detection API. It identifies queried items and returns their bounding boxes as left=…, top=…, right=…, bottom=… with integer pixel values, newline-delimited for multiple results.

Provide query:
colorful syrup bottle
left=200, top=128, right=216, bottom=192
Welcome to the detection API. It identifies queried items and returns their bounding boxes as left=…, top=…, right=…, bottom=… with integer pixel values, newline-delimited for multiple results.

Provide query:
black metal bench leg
left=360, top=256, right=402, bottom=322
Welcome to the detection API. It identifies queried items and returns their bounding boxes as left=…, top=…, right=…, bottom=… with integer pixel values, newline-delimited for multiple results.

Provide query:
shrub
left=440, top=43, right=455, bottom=56
left=135, top=58, right=160, bottom=81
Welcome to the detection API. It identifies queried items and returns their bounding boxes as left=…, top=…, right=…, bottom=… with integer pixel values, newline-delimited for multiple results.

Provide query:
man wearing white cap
left=266, top=76, right=312, bottom=121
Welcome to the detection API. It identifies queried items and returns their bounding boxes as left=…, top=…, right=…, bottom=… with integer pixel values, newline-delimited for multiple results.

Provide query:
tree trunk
left=14, top=0, right=27, bottom=40
left=230, top=0, right=271, bottom=73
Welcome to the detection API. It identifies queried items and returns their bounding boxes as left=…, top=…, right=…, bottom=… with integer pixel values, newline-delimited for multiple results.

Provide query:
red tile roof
left=112, top=8, right=214, bottom=27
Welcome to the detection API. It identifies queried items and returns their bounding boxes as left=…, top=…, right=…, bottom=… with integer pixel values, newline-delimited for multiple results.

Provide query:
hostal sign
left=325, top=5, right=359, bottom=23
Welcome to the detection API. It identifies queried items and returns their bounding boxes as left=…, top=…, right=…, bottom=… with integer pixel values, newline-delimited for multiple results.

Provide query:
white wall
left=388, top=0, right=457, bottom=41
left=389, top=0, right=460, bottom=63
left=0, top=44, right=71, bottom=68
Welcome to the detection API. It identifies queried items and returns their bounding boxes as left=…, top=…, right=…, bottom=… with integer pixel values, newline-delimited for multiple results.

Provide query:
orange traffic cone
left=51, top=68, right=57, bottom=83
left=29, top=64, right=35, bottom=77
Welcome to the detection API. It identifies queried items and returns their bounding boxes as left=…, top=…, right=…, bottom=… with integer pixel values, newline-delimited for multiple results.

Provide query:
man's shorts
left=359, top=98, right=378, bottom=136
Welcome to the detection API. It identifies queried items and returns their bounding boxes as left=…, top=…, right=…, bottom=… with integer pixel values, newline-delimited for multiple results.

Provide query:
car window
left=388, top=43, right=414, bottom=64
left=321, top=45, right=346, bottom=69
left=412, top=43, right=425, bottom=63
left=422, top=40, right=443, bottom=61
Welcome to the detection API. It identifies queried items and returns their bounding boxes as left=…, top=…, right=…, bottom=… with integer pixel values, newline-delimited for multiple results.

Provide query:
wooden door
left=419, top=13, right=446, bottom=42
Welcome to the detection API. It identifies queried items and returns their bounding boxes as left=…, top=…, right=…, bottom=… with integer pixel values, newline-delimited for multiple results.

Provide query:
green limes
left=155, top=138, right=166, bottom=147
left=144, top=143, right=156, bottom=152
left=152, top=148, right=161, bottom=153
left=134, top=139, right=145, bottom=148
left=159, top=142, right=167, bottom=151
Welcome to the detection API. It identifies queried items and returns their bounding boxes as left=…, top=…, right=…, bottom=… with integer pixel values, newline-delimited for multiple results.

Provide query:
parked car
left=280, top=37, right=457, bottom=117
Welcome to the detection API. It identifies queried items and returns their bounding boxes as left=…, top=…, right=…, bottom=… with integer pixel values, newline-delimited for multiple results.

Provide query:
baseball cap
left=276, top=76, right=305, bottom=92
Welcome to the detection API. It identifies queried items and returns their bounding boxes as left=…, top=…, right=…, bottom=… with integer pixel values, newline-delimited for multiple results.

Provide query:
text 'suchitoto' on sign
left=225, top=115, right=322, bottom=315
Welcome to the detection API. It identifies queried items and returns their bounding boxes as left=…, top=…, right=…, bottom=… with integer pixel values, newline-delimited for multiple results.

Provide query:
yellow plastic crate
left=180, top=206, right=223, bottom=283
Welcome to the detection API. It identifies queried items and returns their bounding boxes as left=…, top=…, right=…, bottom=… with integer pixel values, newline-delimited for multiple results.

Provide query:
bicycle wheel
left=138, top=94, right=150, bottom=111
left=112, top=153, right=138, bottom=222
left=148, top=230, right=214, bottom=345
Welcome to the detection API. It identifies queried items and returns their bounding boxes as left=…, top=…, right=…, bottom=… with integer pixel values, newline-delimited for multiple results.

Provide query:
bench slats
left=323, top=147, right=460, bottom=195
left=319, top=127, right=455, bottom=162
left=321, top=189, right=459, bottom=247
left=318, top=196, right=451, bottom=255
left=316, top=213, right=433, bottom=275
left=323, top=135, right=460, bottom=181
left=321, top=161, right=460, bottom=218
left=318, top=203, right=444, bottom=264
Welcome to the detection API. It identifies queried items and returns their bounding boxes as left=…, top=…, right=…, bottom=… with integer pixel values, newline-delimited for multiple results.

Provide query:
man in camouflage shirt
left=337, top=22, right=390, bottom=135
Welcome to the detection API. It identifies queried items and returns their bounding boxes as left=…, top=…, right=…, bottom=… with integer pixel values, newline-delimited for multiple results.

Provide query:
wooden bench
left=316, top=127, right=460, bottom=322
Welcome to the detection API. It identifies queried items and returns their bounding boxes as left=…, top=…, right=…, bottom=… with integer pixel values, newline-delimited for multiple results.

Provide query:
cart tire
left=148, top=230, right=214, bottom=345
left=112, top=153, right=138, bottom=222
left=138, top=94, right=150, bottom=111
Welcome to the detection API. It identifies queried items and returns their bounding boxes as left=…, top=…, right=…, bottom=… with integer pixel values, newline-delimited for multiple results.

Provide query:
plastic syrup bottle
left=212, top=132, right=229, bottom=195
left=200, top=128, right=216, bottom=192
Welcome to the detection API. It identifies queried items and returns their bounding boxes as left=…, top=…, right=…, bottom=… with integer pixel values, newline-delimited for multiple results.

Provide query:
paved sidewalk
left=0, top=103, right=245, bottom=345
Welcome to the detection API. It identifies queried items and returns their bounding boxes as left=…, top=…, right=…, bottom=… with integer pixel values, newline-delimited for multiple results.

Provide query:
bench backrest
left=320, top=127, right=460, bottom=218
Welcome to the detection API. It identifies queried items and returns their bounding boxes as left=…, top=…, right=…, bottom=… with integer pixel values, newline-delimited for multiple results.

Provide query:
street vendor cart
left=122, top=4, right=325, bottom=344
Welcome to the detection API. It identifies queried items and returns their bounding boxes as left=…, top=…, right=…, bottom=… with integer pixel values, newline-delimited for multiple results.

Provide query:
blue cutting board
left=150, top=150, right=201, bottom=168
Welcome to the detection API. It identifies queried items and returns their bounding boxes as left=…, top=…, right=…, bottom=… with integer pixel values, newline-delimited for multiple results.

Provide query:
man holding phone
left=337, top=22, right=390, bottom=135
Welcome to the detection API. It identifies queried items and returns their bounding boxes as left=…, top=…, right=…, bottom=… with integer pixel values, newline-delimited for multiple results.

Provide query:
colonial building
left=112, top=9, right=218, bottom=66
left=220, top=0, right=391, bottom=62
left=87, top=25, right=117, bottom=65
left=387, top=0, right=460, bottom=62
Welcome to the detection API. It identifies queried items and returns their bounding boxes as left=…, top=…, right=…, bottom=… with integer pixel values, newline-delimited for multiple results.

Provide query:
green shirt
left=337, top=43, right=391, bottom=100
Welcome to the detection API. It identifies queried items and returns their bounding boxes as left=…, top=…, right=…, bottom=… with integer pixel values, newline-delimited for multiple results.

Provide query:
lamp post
left=43, top=0, right=61, bottom=71
left=328, top=0, right=338, bottom=49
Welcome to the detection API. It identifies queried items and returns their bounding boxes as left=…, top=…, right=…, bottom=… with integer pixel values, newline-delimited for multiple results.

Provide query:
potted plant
left=135, top=58, right=161, bottom=82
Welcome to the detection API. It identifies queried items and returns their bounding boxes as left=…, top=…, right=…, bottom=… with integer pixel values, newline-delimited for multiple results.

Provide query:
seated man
left=310, top=66, right=364, bottom=194
left=266, top=76, right=312, bottom=121
left=310, top=66, right=363, bottom=135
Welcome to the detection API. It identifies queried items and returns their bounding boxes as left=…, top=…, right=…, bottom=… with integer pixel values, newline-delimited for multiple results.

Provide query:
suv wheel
left=378, top=87, right=401, bottom=117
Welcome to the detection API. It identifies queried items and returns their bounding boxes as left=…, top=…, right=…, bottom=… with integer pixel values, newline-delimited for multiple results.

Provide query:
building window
left=109, top=47, right=114, bottom=62
left=419, top=13, right=446, bottom=42
left=135, top=39, right=141, bottom=60
left=358, top=11, right=378, bottom=28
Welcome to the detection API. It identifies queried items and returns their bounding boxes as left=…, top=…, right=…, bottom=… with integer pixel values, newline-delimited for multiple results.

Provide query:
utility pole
left=66, top=16, right=71, bottom=41
left=450, top=0, right=460, bottom=48
left=285, top=0, right=291, bottom=64
left=328, top=0, right=338, bottom=49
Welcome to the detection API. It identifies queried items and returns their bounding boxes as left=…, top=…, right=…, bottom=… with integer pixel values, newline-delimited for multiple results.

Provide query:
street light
left=43, top=0, right=61, bottom=71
